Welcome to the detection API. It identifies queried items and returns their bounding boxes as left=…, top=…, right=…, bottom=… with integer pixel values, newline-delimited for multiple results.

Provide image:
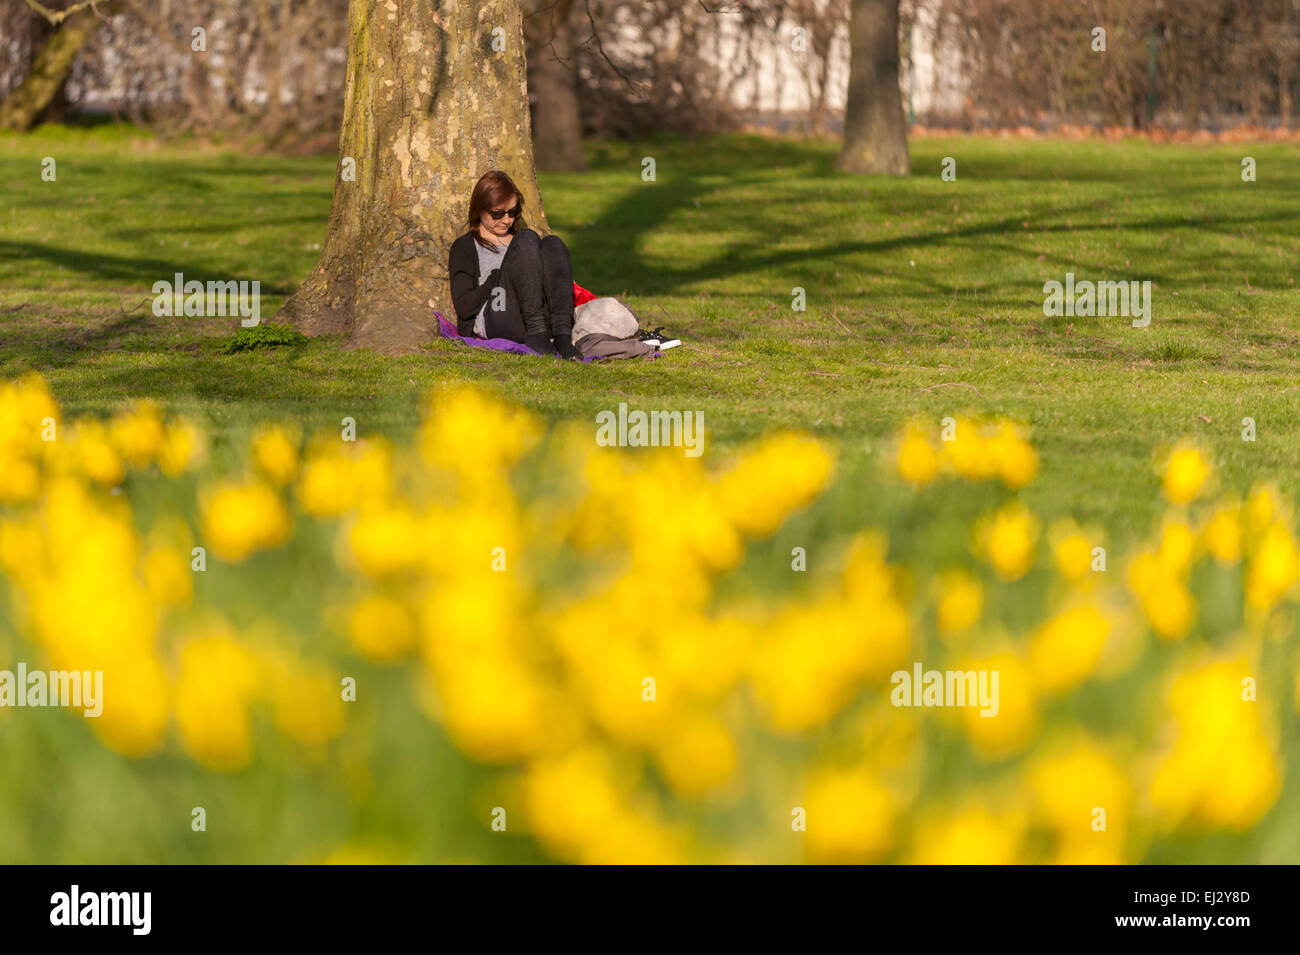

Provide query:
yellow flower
left=348, top=505, right=423, bottom=577
left=1157, top=518, right=1198, bottom=575
left=1149, top=581, right=1197, bottom=640
left=935, top=569, right=982, bottom=637
left=297, top=439, right=392, bottom=517
left=959, top=651, right=1038, bottom=760
left=92, top=657, right=171, bottom=758
left=895, top=422, right=938, bottom=486
left=752, top=593, right=909, bottom=734
left=423, top=624, right=555, bottom=762
left=987, top=419, right=1038, bottom=489
left=1201, top=498, right=1242, bottom=565
left=251, top=423, right=301, bottom=486
left=266, top=654, right=346, bottom=749
left=297, top=450, right=355, bottom=516
left=978, top=501, right=1040, bottom=582
left=907, top=803, right=1025, bottom=864
left=1150, top=657, right=1280, bottom=831
left=174, top=631, right=261, bottom=771
left=142, top=543, right=193, bottom=607
left=1245, top=523, right=1300, bottom=612
left=0, top=451, right=39, bottom=503
left=941, top=416, right=996, bottom=481
left=652, top=715, right=738, bottom=798
left=1126, top=550, right=1196, bottom=641
left=1027, top=737, right=1132, bottom=843
left=348, top=593, right=416, bottom=663
left=1245, top=484, right=1288, bottom=539
left=654, top=614, right=752, bottom=701
left=1161, top=441, right=1211, bottom=506
left=521, top=748, right=682, bottom=864
left=0, top=372, right=59, bottom=453
left=1050, top=522, right=1094, bottom=583
left=201, top=480, right=291, bottom=562
left=1029, top=604, right=1110, bottom=695
left=157, top=419, right=205, bottom=476
left=715, top=432, right=835, bottom=537
left=109, top=400, right=166, bottom=470
left=0, top=515, right=43, bottom=581
left=73, top=420, right=125, bottom=487
left=803, top=767, right=898, bottom=863
left=421, top=385, right=541, bottom=480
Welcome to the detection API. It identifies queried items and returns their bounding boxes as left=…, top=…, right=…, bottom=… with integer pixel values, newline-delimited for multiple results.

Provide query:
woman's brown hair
left=466, top=170, right=526, bottom=251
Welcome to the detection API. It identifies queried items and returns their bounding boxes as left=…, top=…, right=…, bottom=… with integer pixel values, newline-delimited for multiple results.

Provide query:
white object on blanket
left=572, top=296, right=639, bottom=341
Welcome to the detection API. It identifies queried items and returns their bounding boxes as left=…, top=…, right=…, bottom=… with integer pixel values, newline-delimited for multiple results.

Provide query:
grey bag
left=574, top=332, right=657, bottom=360
left=572, top=297, right=639, bottom=341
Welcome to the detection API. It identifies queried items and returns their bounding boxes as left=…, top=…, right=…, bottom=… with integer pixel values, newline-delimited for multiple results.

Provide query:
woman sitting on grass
left=448, top=170, right=581, bottom=360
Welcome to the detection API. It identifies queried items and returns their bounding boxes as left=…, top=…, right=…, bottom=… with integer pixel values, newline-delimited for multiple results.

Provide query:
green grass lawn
left=2, top=124, right=1299, bottom=546
left=4, top=124, right=1300, bottom=863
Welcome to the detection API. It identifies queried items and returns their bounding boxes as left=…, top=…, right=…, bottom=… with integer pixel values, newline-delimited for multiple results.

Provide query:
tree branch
left=582, top=0, right=648, bottom=96
left=117, top=0, right=247, bottom=96
left=21, top=0, right=111, bottom=26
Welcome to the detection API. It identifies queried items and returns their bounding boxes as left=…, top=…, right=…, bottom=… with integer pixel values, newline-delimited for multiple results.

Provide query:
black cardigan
left=448, top=231, right=502, bottom=337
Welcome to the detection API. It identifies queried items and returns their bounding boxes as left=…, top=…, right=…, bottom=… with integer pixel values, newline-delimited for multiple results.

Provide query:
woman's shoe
left=636, top=326, right=681, bottom=350
left=553, top=334, right=583, bottom=361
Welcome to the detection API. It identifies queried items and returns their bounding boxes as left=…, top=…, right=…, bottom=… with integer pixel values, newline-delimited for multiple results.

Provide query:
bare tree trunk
left=1183, top=77, right=1203, bottom=130
left=0, top=1, right=118, bottom=131
left=834, top=0, right=908, bottom=175
left=1281, top=0, right=1295, bottom=129
left=279, top=0, right=552, bottom=354
left=1, top=6, right=49, bottom=102
left=523, top=0, right=586, bottom=171
left=807, top=1, right=840, bottom=137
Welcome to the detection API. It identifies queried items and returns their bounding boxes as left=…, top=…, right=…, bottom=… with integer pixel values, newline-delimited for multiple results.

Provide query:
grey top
left=473, top=239, right=507, bottom=336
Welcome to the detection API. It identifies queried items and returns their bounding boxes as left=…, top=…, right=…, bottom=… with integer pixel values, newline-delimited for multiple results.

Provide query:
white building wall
left=703, top=0, right=967, bottom=121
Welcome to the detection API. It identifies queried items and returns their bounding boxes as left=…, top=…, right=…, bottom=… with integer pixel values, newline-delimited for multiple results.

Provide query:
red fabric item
left=573, top=282, right=597, bottom=307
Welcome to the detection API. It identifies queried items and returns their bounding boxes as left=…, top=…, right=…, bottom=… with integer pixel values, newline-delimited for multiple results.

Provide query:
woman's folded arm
left=449, top=240, right=499, bottom=326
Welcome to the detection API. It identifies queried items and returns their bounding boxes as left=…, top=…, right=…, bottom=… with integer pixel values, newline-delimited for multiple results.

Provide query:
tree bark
left=834, top=0, right=908, bottom=176
left=523, top=0, right=586, bottom=172
left=1279, top=0, right=1294, bottom=130
left=0, top=1, right=117, bottom=132
left=278, top=0, right=552, bottom=354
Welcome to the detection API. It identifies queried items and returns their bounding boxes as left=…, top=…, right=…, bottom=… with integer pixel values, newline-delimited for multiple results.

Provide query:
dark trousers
left=483, top=229, right=575, bottom=343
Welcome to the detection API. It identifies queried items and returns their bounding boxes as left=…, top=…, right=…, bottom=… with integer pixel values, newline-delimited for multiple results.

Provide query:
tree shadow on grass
left=0, top=239, right=294, bottom=296
left=562, top=153, right=1300, bottom=301
left=562, top=134, right=1300, bottom=306
left=0, top=306, right=155, bottom=374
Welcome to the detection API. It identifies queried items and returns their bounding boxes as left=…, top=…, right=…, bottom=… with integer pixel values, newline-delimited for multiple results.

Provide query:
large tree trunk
left=523, top=0, right=586, bottom=172
left=279, top=0, right=552, bottom=354
left=0, top=1, right=117, bottom=132
left=834, top=0, right=909, bottom=176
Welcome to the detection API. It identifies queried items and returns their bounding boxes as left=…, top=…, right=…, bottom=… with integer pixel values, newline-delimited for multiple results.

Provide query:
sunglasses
left=488, top=205, right=522, bottom=220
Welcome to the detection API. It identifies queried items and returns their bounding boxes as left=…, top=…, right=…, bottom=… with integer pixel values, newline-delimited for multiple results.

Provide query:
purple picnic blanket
left=435, top=311, right=600, bottom=361
left=435, top=311, right=659, bottom=362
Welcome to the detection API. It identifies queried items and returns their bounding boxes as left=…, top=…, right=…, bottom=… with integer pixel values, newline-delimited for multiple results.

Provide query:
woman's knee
left=540, top=234, right=571, bottom=270
left=542, top=233, right=571, bottom=259
left=508, top=229, right=542, bottom=267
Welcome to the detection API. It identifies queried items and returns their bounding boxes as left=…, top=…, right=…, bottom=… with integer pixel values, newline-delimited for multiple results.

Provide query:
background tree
left=572, top=0, right=733, bottom=140
left=835, top=0, right=909, bottom=174
left=522, top=0, right=586, bottom=172
left=1, top=1, right=120, bottom=131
